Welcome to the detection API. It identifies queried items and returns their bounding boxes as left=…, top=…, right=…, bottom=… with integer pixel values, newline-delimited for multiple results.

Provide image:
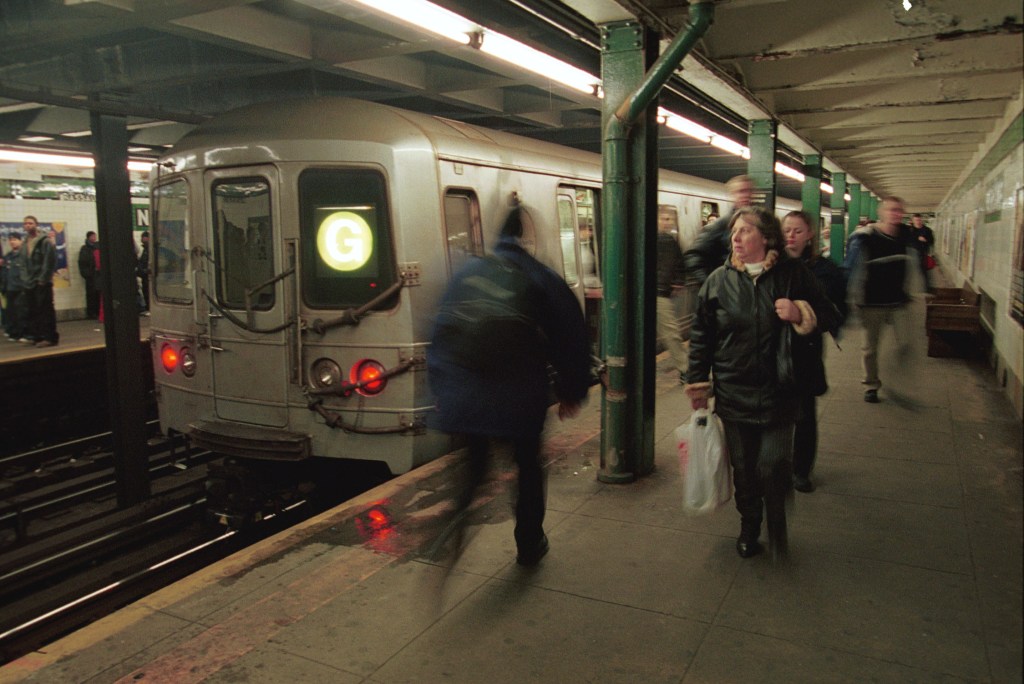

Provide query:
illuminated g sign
left=317, top=211, right=373, bottom=272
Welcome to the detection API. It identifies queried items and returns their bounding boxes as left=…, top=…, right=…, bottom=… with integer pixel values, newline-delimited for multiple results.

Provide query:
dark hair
left=141, top=231, right=149, bottom=238
left=912, top=213, right=922, bottom=218
left=729, top=206, right=784, bottom=254
left=23, top=215, right=38, bottom=224
left=8, top=231, right=23, bottom=240
left=782, top=210, right=816, bottom=258
left=86, top=230, right=97, bottom=239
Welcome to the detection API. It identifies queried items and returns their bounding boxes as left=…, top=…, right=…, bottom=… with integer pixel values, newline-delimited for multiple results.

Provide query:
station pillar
left=598, top=21, right=658, bottom=481
left=829, top=172, right=846, bottom=265
left=801, top=153, right=823, bottom=225
left=847, top=183, right=862, bottom=244
left=747, top=119, right=777, bottom=210
left=91, top=112, right=151, bottom=506
left=867, top=195, right=879, bottom=221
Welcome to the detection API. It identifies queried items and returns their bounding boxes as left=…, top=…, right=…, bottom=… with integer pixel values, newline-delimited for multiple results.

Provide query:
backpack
left=432, top=254, right=545, bottom=370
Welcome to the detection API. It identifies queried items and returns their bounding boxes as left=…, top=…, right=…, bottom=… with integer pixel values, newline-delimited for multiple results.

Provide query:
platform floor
left=0, top=317, right=150, bottom=364
left=2, top=302, right=1021, bottom=684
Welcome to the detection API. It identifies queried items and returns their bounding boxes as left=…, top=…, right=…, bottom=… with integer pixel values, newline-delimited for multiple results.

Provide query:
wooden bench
left=926, top=282, right=981, bottom=357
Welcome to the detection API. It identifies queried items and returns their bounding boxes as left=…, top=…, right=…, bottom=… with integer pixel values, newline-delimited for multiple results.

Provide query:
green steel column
left=599, top=21, right=657, bottom=480
left=801, top=153, right=822, bottom=221
left=829, top=172, right=846, bottom=265
left=599, top=2, right=714, bottom=483
left=846, top=183, right=862, bottom=245
left=747, top=119, right=777, bottom=210
left=868, top=195, right=878, bottom=221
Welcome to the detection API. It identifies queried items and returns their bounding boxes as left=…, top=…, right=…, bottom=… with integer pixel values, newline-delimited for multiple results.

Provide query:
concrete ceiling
left=0, top=0, right=1020, bottom=213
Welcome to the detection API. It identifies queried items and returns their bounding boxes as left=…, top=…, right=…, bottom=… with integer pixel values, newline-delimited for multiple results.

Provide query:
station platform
left=1, top=302, right=1021, bottom=684
left=0, top=317, right=150, bottom=364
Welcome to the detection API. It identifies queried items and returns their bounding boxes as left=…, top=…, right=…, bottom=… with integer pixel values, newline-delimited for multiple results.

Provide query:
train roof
left=163, top=97, right=726, bottom=197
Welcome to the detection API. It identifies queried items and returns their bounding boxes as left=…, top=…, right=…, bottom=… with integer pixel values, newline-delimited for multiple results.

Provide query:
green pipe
left=599, top=2, right=714, bottom=482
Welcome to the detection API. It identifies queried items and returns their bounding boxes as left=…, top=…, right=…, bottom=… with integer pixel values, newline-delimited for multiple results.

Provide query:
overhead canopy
left=0, top=0, right=1019, bottom=212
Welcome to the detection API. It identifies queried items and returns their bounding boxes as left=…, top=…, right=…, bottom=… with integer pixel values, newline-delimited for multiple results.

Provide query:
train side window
left=211, top=178, right=275, bottom=311
left=153, top=179, right=191, bottom=304
left=443, top=190, right=482, bottom=276
left=298, top=168, right=398, bottom=310
left=700, top=201, right=720, bottom=226
left=575, top=188, right=600, bottom=289
left=557, top=195, right=579, bottom=286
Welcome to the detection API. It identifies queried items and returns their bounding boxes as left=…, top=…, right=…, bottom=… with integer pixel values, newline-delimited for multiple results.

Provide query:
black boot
left=736, top=518, right=763, bottom=558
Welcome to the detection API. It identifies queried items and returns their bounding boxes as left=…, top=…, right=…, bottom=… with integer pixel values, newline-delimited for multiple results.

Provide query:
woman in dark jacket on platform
left=685, top=206, right=839, bottom=560
left=782, top=210, right=847, bottom=493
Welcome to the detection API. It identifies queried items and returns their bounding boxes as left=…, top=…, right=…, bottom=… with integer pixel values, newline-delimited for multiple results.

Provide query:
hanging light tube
left=0, top=148, right=151, bottom=172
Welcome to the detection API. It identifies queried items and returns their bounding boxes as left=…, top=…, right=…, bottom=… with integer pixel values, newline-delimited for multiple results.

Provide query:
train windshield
left=299, top=168, right=397, bottom=310
left=153, top=179, right=191, bottom=304
left=211, top=178, right=275, bottom=311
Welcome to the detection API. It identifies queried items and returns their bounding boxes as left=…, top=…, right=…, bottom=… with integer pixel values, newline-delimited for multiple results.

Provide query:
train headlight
left=160, top=344, right=179, bottom=373
left=311, top=358, right=343, bottom=388
left=352, top=359, right=386, bottom=396
left=179, top=348, right=197, bottom=377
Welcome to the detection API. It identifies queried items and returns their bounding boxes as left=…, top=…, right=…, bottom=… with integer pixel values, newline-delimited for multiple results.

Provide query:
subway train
left=147, top=97, right=813, bottom=519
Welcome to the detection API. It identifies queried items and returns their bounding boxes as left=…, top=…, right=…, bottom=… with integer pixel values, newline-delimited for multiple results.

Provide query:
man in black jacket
left=77, top=231, right=100, bottom=319
left=844, top=196, right=920, bottom=403
left=683, top=175, right=754, bottom=284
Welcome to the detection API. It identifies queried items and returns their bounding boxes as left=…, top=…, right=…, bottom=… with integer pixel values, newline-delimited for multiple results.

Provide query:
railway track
left=0, top=429, right=389, bottom=665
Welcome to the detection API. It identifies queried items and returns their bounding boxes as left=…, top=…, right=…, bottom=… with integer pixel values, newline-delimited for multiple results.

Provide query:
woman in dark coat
left=427, top=207, right=591, bottom=565
left=685, top=207, right=839, bottom=560
left=782, top=211, right=847, bottom=493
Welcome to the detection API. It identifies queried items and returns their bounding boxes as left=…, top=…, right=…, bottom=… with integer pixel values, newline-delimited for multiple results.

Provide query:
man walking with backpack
left=427, top=207, right=591, bottom=566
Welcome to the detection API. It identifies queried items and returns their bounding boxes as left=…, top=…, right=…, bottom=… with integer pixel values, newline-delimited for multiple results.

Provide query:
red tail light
left=160, top=344, right=179, bottom=373
left=351, top=359, right=386, bottom=396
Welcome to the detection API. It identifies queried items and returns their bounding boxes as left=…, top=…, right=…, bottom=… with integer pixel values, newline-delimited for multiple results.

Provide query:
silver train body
left=149, top=97, right=810, bottom=475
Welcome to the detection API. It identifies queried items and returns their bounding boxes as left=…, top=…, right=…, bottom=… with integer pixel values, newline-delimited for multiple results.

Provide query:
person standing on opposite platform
left=78, top=231, right=100, bottom=320
left=427, top=207, right=591, bottom=567
left=683, top=175, right=754, bottom=285
left=22, top=215, right=59, bottom=348
left=844, top=196, right=922, bottom=404
left=685, top=207, right=839, bottom=560
left=782, top=211, right=847, bottom=493
left=656, top=207, right=689, bottom=383
left=1, top=232, right=29, bottom=341
left=137, top=230, right=151, bottom=315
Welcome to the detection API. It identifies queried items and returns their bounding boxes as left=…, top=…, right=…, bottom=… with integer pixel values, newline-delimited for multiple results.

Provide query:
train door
left=205, top=167, right=291, bottom=427
left=556, top=186, right=601, bottom=349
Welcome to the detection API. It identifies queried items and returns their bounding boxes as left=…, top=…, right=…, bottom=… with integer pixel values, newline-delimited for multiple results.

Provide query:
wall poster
left=1010, top=186, right=1024, bottom=327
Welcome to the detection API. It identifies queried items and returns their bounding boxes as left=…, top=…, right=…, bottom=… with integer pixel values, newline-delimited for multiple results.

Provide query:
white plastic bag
left=675, top=408, right=732, bottom=515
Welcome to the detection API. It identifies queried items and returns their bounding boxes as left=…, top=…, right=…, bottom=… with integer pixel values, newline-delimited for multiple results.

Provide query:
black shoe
left=735, top=537, right=763, bottom=558
left=864, top=389, right=879, bottom=403
left=516, top=534, right=549, bottom=566
left=793, top=476, right=815, bottom=493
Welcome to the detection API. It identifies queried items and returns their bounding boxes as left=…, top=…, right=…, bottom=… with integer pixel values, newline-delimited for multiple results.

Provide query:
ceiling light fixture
left=0, top=148, right=151, bottom=173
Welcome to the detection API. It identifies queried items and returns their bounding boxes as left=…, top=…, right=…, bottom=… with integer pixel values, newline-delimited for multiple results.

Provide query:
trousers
left=721, top=419, right=794, bottom=541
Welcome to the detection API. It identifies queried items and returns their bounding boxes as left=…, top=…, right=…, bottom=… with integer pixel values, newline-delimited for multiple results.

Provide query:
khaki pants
left=656, top=295, right=688, bottom=374
left=859, top=305, right=912, bottom=390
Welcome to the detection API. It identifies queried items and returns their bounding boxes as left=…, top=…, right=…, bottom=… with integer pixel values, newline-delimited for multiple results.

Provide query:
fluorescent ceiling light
left=479, top=32, right=599, bottom=94
left=820, top=183, right=834, bottom=194
left=346, top=0, right=473, bottom=44
left=0, top=148, right=151, bottom=173
left=775, top=162, right=804, bottom=182
left=19, top=135, right=54, bottom=143
left=844, top=193, right=852, bottom=202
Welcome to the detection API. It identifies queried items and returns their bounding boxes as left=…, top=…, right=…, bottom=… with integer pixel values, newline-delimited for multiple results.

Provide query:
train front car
left=149, top=99, right=451, bottom=522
